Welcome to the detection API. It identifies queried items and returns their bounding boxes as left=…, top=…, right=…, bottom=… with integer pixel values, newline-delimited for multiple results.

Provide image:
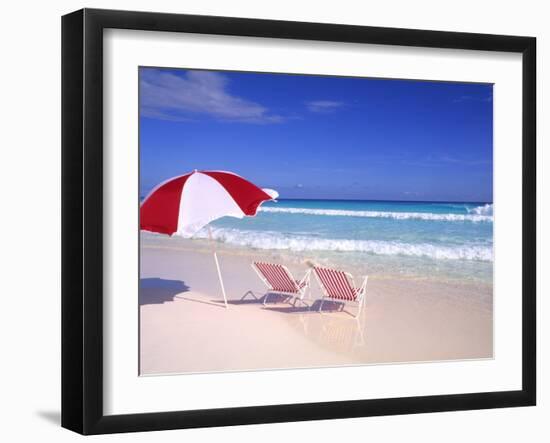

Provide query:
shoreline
left=141, top=231, right=494, bottom=287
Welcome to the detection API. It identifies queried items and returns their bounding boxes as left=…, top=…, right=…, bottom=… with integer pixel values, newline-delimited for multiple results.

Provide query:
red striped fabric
left=203, top=171, right=272, bottom=216
left=254, top=262, right=299, bottom=294
left=140, top=174, right=190, bottom=235
left=314, top=267, right=357, bottom=301
left=139, top=170, right=276, bottom=238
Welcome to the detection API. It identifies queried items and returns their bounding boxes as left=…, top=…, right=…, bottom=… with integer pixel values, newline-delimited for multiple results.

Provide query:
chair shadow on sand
left=225, top=290, right=295, bottom=306
left=139, top=278, right=190, bottom=306
left=264, top=299, right=346, bottom=315
left=229, top=291, right=347, bottom=315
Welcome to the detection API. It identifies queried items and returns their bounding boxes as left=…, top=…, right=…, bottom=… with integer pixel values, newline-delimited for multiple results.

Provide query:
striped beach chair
left=252, top=262, right=311, bottom=306
left=312, top=266, right=368, bottom=318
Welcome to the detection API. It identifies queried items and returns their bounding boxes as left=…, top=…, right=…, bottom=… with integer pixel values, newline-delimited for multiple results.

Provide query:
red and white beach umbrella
left=140, top=170, right=278, bottom=307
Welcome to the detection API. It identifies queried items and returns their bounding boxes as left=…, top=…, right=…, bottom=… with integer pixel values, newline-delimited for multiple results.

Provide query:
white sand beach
left=139, top=234, right=493, bottom=375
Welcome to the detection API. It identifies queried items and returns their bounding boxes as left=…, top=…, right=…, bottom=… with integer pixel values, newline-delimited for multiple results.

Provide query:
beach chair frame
left=251, top=262, right=312, bottom=306
left=313, top=266, right=368, bottom=318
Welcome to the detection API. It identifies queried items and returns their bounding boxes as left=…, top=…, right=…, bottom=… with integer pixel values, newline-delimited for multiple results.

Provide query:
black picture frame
left=61, top=8, right=536, bottom=435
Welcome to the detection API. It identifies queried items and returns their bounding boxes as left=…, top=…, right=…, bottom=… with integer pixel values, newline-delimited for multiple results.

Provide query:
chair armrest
left=358, top=275, right=369, bottom=295
left=299, top=268, right=312, bottom=286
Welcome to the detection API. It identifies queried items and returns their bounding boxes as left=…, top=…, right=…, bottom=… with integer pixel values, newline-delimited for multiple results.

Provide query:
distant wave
left=197, top=228, right=493, bottom=261
left=467, top=203, right=493, bottom=216
left=259, top=206, right=493, bottom=222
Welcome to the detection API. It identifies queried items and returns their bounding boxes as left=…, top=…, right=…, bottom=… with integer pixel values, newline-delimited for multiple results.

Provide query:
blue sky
left=140, top=67, right=493, bottom=202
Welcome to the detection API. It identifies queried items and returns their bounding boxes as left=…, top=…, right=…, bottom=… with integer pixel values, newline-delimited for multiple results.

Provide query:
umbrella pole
left=209, top=226, right=228, bottom=308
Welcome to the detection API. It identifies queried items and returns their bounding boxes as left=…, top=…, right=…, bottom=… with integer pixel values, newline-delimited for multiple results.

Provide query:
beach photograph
left=139, top=67, right=494, bottom=376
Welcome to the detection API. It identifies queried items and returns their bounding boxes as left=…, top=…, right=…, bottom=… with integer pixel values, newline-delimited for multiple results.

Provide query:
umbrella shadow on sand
left=139, top=278, right=190, bottom=306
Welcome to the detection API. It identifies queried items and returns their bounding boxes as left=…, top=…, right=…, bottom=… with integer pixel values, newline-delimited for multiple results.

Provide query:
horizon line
left=271, top=197, right=493, bottom=204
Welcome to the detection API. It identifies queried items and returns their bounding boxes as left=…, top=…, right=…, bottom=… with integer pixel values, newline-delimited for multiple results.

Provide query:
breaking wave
left=467, top=203, right=493, bottom=216
left=259, top=206, right=493, bottom=222
left=197, top=228, right=493, bottom=262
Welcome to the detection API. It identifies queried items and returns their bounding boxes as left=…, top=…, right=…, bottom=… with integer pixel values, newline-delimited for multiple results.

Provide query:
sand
left=139, top=237, right=493, bottom=375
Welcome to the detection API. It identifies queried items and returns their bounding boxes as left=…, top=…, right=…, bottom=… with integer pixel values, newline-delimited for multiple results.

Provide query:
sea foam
left=259, top=206, right=493, bottom=222
left=467, top=203, right=493, bottom=216
left=197, top=228, right=493, bottom=261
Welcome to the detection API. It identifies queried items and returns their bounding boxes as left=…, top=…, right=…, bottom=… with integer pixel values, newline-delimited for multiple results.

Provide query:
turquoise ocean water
left=199, top=199, right=494, bottom=284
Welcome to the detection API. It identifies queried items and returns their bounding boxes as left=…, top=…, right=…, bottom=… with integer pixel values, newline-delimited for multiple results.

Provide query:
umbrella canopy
left=140, top=170, right=278, bottom=238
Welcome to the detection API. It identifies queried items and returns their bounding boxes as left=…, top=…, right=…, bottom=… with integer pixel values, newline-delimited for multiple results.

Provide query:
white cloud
left=140, top=69, right=283, bottom=123
left=306, top=100, right=344, bottom=113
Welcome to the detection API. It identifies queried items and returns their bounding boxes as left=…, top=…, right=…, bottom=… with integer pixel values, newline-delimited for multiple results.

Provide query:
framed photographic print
left=61, top=8, right=536, bottom=435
